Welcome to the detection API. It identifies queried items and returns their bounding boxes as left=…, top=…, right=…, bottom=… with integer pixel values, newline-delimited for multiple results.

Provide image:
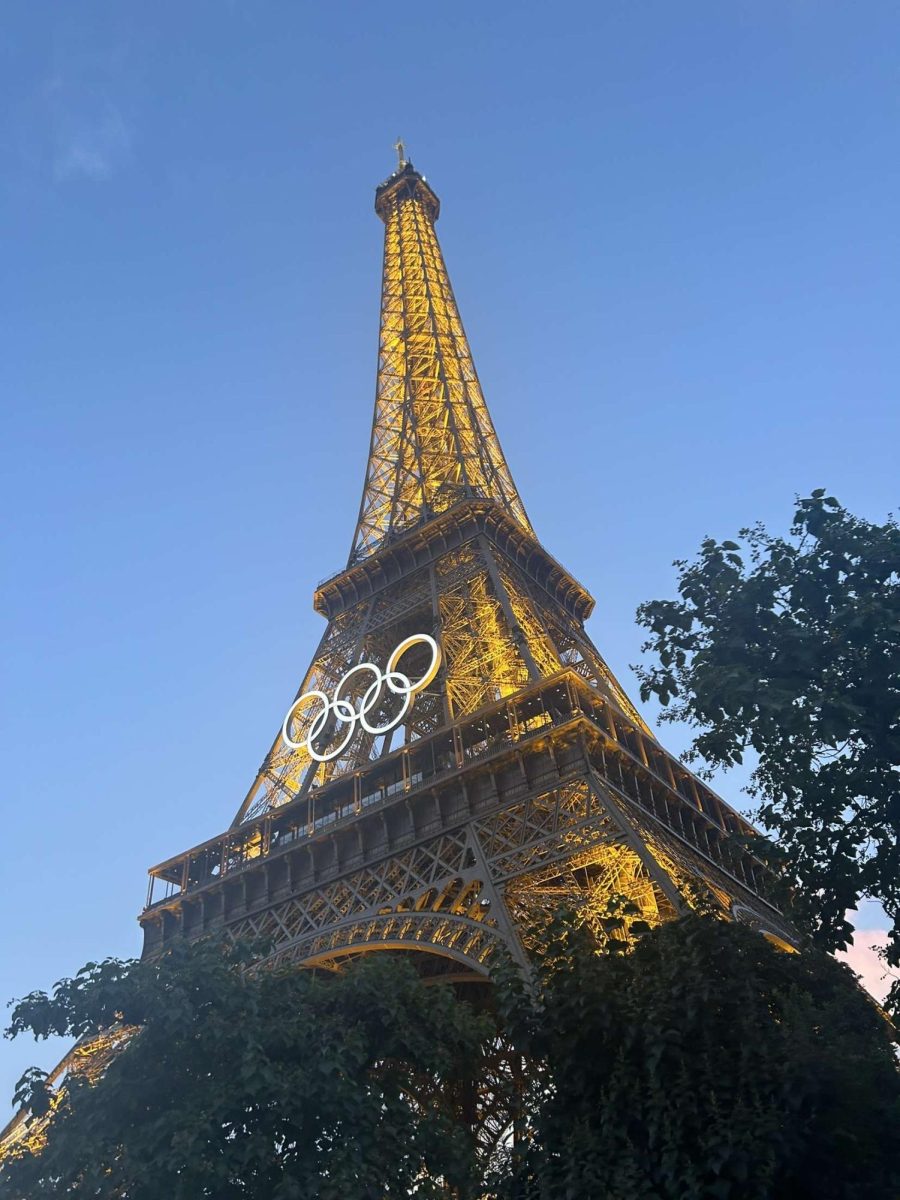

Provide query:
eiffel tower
left=0, top=152, right=798, bottom=1164
left=138, top=153, right=795, bottom=977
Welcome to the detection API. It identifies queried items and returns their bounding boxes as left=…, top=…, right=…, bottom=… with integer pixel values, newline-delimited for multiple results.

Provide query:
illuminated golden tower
left=139, top=157, right=794, bottom=977
left=0, top=153, right=799, bottom=1167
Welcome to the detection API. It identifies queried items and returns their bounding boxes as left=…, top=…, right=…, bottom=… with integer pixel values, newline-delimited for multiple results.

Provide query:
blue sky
left=2, top=2, right=898, bottom=1111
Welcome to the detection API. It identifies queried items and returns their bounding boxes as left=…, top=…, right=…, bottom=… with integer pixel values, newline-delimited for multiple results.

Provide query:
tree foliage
left=502, top=912, right=900, bottom=1200
left=635, top=492, right=900, bottom=982
left=0, top=941, right=491, bottom=1200
left=3, top=917, right=899, bottom=1200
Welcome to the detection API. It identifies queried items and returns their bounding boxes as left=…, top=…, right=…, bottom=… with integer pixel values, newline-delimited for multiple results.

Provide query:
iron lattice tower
left=140, top=159, right=794, bottom=979
left=0, top=156, right=797, bottom=1166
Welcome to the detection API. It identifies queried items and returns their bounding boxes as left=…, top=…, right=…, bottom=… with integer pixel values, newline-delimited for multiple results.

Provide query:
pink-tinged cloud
left=836, top=929, right=895, bottom=1005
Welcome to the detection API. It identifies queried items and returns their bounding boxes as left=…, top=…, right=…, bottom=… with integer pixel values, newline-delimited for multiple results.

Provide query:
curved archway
left=731, top=902, right=800, bottom=951
left=255, top=908, right=506, bottom=979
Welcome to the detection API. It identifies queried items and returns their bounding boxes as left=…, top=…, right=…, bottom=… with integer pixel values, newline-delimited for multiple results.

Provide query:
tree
left=4, top=917, right=899, bottom=1200
left=502, top=912, right=900, bottom=1200
left=0, top=940, right=492, bottom=1200
left=635, top=492, right=900, bottom=997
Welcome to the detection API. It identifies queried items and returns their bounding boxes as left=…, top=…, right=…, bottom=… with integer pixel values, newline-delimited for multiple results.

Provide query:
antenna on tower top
left=394, top=137, right=407, bottom=170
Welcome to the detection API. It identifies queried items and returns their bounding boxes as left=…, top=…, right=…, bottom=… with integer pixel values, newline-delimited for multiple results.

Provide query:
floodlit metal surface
left=1, top=158, right=797, bottom=1164
left=0, top=1028, right=136, bottom=1163
left=216, top=155, right=659, bottom=825
left=150, top=157, right=794, bottom=959
left=143, top=671, right=796, bottom=972
left=353, top=162, right=531, bottom=563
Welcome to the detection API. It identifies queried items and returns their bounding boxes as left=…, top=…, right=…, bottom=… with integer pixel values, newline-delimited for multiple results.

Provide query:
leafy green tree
left=0, top=940, right=492, bottom=1200
left=501, top=913, right=900, bottom=1200
left=635, top=492, right=900, bottom=990
left=3, top=917, right=899, bottom=1200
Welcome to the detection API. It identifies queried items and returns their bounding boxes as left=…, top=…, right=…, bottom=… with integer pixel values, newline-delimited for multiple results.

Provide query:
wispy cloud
left=51, top=99, right=132, bottom=182
left=13, top=20, right=139, bottom=186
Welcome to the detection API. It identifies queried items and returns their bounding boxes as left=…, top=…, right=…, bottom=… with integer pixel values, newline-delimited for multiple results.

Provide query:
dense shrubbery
left=3, top=913, right=898, bottom=1199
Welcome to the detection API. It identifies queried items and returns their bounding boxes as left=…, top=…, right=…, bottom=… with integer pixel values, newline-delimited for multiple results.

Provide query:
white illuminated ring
left=280, top=634, right=441, bottom=763
left=387, top=634, right=442, bottom=695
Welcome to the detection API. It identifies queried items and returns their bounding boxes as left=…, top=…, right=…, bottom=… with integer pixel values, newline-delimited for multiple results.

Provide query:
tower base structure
left=142, top=665, right=794, bottom=976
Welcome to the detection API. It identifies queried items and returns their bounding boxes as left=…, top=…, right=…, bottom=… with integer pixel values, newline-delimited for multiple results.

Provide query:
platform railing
left=145, top=670, right=755, bottom=910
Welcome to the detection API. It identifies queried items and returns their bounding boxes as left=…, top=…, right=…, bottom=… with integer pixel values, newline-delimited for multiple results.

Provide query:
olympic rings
left=281, top=634, right=442, bottom=762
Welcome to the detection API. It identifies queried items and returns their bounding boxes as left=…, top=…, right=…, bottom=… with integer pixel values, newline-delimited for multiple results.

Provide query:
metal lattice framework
left=174, top=157, right=795, bottom=964
left=0, top=1027, right=137, bottom=1163
left=143, top=670, right=796, bottom=969
left=1, top=155, right=798, bottom=1164
left=224, top=161, right=656, bottom=828
left=351, top=162, right=531, bottom=562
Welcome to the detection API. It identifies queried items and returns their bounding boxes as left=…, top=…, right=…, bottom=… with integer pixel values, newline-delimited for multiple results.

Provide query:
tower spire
left=349, top=161, right=532, bottom=564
